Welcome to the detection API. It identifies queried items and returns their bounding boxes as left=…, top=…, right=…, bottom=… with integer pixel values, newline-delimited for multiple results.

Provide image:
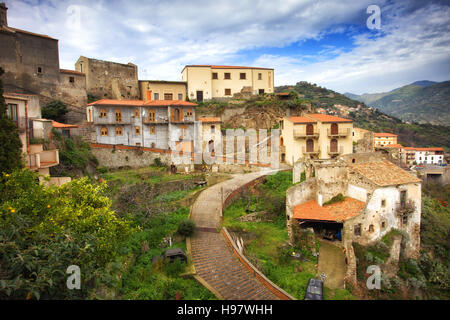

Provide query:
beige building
left=181, top=65, right=274, bottom=101
left=139, top=80, right=187, bottom=101
left=198, top=117, right=222, bottom=153
left=374, top=132, right=397, bottom=147
left=281, top=114, right=353, bottom=165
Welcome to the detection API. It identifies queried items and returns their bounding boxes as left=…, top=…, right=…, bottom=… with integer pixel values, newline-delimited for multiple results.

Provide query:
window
left=211, top=125, right=215, bottom=134
left=135, top=126, right=141, bottom=135
left=6, top=104, right=18, bottom=122
left=400, top=190, right=407, bottom=208
left=150, top=126, right=156, bottom=134
left=258, top=89, right=265, bottom=95
left=154, top=93, right=159, bottom=100
left=178, top=93, right=183, bottom=100
left=69, top=76, right=75, bottom=83
left=224, top=72, right=231, bottom=79
left=381, top=199, right=386, bottom=207
left=100, top=127, right=108, bottom=136
left=186, top=109, right=193, bottom=117
left=381, top=221, right=386, bottom=229
left=212, top=72, right=218, bottom=79
left=240, top=73, right=246, bottom=80
left=354, top=224, right=361, bottom=236
left=134, top=108, right=140, bottom=118
left=37, top=66, right=43, bottom=74
left=148, top=109, right=155, bottom=122
left=164, top=93, right=173, bottom=100
left=225, top=88, right=231, bottom=96
left=115, top=109, right=122, bottom=122
left=369, top=224, right=374, bottom=233
left=151, top=142, right=156, bottom=148
left=115, top=126, right=123, bottom=136
left=99, top=109, right=107, bottom=118
left=258, top=73, right=262, bottom=80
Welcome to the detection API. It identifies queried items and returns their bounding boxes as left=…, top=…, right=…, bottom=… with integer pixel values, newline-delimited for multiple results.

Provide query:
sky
left=4, top=0, right=450, bottom=94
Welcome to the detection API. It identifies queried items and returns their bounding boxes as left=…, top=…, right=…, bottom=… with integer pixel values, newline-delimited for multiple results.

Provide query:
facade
left=139, top=80, right=187, bottom=101
left=198, top=117, right=222, bottom=153
left=75, top=56, right=139, bottom=100
left=87, top=99, right=198, bottom=152
left=352, top=127, right=374, bottom=153
left=286, top=154, right=422, bottom=277
left=281, top=114, right=353, bottom=165
left=181, top=65, right=274, bottom=101
left=374, top=132, right=398, bottom=147
left=3, top=93, right=59, bottom=176
left=404, top=147, right=445, bottom=165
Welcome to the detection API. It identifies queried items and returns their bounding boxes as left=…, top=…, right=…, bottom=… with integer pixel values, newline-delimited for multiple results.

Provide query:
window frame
left=224, top=72, right=231, bottom=80
left=115, top=109, right=122, bottom=122
left=100, top=127, right=108, bottom=136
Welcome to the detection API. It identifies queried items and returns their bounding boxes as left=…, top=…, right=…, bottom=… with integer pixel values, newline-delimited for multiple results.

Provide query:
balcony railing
left=302, top=146, right=320, bottom=154
left=95, top=116, right=132, bottom=124
left=143, top=118, right=169, bottom=124
left=293, top=130, right=319, bottom=139
left=327, top=146, right=344, bottom=155
left=327, top=128, right=350, bottom=137
left=26, top=149, right=59, bottom=170
left=170, top=116, right=195, bottom=123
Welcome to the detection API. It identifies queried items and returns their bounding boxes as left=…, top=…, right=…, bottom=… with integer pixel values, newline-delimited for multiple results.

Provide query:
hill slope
left=346, top=81, right=450, bottom=126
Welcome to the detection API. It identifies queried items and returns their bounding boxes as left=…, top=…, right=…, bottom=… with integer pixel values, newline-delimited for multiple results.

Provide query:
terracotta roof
left=293, top=197, right=365, bottom=222
left=60, top=69, right=85, bottom=76
left=289, top=116, right=316, bottom=123
left=88, top=99, right=197, bottom=107
left=183, top=65, right=273, bottom=71
left=51, top=120, right=79, bottom=128
left=384, top=144, right=403, bottom=148
left=198, top=117, right=221, bottom=123
left=306, top=114, right=353, bottom=123
left=374, top=132, right=397, bottom=137
left=350, top=160, right=421, bottom=186
left=139, top=80, right=186, bottom=85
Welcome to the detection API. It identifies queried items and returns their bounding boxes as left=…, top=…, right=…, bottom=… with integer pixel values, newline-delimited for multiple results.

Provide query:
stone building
left=286, top=153, right=422, bottom=284
left=198, top=117, right=222, bottom=153
left=0, top=3, right=87, bottom=123
left=374, top=132, right=398, bottom=147
left=139, top=80, right=187, bottom=101
left=352, top=127, right=374, bottom=153
left=280, top=114, right=354, bottom=165
left=181, top=65, right=274, bottom=101
left=75, top=56, right=139, bottom=100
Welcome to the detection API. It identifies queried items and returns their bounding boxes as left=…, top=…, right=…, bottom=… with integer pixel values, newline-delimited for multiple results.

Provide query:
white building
left=404, top=147, right=445, bottom=165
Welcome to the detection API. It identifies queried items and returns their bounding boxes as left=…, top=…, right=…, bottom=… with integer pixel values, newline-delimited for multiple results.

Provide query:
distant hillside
left=345, top=81, right=450, bottom=126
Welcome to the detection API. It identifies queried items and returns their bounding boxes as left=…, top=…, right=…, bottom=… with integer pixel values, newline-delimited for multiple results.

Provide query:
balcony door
left=330, top=139, right=338, bottom=153
left=331, top=123, right=338, bottom=135
left=306, top=139, right=314, bottom=152
left=306, top=123, right=313, bottom=135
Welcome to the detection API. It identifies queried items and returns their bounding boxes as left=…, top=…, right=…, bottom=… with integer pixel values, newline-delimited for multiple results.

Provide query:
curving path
left=190, top=170, right=281, bottom=300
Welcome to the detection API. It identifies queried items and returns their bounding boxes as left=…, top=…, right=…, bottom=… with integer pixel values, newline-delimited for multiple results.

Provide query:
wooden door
left=196, top=91, right=203, bottom=102
left=306, top=139, right=314, bottom=152
left=330, top=139, right=338, bottom=152
left=331, top=123, right=338, bottom=135
left=306, top=124, right=313, bottom=135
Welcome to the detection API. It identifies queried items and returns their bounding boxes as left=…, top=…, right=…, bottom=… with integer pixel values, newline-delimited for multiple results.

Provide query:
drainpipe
left=25, top=99, right=29, bottom=154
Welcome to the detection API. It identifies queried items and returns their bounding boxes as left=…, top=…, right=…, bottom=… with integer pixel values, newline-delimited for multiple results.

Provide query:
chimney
left=0, top=2, right=7, bottom=27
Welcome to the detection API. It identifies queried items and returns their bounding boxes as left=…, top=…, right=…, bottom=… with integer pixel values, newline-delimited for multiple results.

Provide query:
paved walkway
left=190, top=170, right=281, bottom=300
left=318, top=240, right=346, bottom=289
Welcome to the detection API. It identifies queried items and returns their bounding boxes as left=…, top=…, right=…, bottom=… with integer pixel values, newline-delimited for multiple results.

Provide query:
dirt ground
left=318, top=240, right=346, bottom=290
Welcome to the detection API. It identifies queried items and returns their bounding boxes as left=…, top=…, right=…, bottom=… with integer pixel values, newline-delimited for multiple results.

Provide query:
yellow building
left=280, top=114, right=353, bottom=165
left=374, top=132, right=397, bottom=147
left=181, top=65, right=274, bottom=101
left=139, top=80, right=187, bottom=101
left=352, top=127, right=371, bottom=144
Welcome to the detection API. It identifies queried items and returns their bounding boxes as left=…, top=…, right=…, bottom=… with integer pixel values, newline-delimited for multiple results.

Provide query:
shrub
left=154, top=158, right=164, bottom=167
left=41, top=100, right=68, bottom=122
left=176, top=219, right=196, bottom=237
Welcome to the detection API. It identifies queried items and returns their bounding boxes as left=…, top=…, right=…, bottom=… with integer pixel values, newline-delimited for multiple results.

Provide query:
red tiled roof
left=384, top=144, right=403, bottom=148
left=306, top=114, right=353, bottom=123
left=403, top=147, right=444, bottom=152
left=51, top=120, right=79, bottom=128
left=289, top=116, right=316, bottom=123
left=350, top=160, right=421, bottom=186
left=293, top=198, right=365, bottom=222
left=374, top=132, right=397, bottom=137
left=60, top=69, right=85, bottom=76
left=88, top=99, right=197, bottom=107
left=198, top=117, right=221, bottom=123
left=144, top=100, right=197, bottom=106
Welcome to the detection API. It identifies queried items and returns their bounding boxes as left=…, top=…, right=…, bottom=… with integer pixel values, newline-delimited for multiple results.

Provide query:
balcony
left=26, top=146, right=59, bottom=170
left=143, top=117, right=169, bottom=124
left=327, top=128, right=350, bottom=137
left=302, top=146, right=320, bottom=155
left=327, top=146, right=344, bottom=155
left=293, top=130, right=319, bottom=139
left=95, top=116, right=132, bottom=125
left=170, top=116, right=195, bottom=123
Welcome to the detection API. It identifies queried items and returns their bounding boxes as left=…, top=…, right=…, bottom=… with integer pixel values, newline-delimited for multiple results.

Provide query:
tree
left=41, top=100, right=68, bottom=122
left=0, top=67, right=23, bottom=173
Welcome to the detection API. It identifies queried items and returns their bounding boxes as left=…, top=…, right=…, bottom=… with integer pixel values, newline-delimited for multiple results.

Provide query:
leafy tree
left=0, top=169, right=134, bottom=299
left=0, top=67, right=23, bottom=173
left=41, top=100, right=68, bottom=122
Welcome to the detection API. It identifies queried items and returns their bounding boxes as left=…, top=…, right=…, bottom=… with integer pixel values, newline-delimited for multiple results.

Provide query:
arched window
left=306, top=123, right=314, bottom=135
left=115, top=126, right=123, bottom=136
left=134, top=108, right=140, bottom=118
left=99, top=109, right=107, bottom=118
left=150, top=126, right=156, bottom=134
left=148, top=109, right=155, bottom=122
left=100, top=127, right=108, bottom=136
left=115, top=109, right=122, bottom=122
left=280, top=137, right=284, bottom=146
left=135, top=126, right=141, bottom=135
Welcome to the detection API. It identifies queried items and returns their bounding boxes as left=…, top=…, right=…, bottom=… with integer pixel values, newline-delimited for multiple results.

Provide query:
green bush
left=41, top=100, right=68, bottom=122
left=177, top=219, right=196, bottom=237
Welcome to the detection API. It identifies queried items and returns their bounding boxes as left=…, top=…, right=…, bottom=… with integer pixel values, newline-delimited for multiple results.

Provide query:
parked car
left=305, top=278, right=324, bottom=300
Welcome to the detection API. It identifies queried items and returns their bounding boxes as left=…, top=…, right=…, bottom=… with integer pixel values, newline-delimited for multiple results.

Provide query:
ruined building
left=0, top=2, right=87, bottom=123
left=75, top=56, right=139, bottom=100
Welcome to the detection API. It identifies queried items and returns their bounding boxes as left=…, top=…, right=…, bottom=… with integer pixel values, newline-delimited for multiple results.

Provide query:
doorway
left=196, top=91, right=203, bottom=102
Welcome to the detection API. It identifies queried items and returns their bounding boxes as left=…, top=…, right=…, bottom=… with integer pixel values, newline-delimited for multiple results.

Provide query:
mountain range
left=344, top=81, right=450, bottom=126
